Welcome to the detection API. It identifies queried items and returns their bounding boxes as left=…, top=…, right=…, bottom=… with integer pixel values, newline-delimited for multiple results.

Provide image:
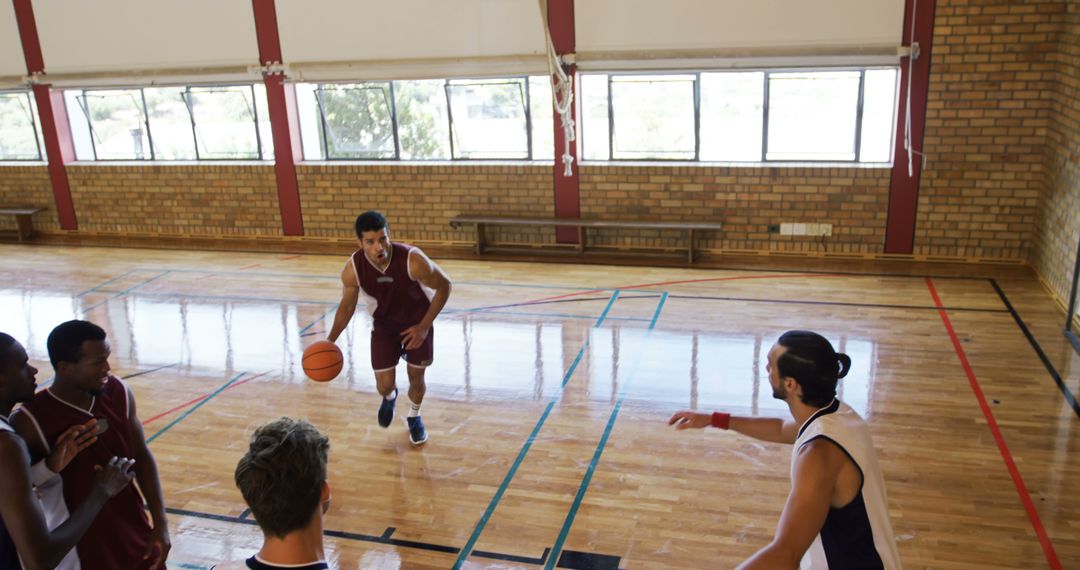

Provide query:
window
left=611, top=75, right=696, bottom=160
left=446, top=78, right=529, bottom=159
left=766, top=71, right=861, bottom=161
left=0, top=91, right=43, bottom=161
left=581, top=67, right=898, bottom=163
left=297, top=76, right=554, bottom=161
left=700, top=72, right=764, bottom=162
left=65, top=84, right=271, bottom=161
left=316, top=83, right=397, bottom=159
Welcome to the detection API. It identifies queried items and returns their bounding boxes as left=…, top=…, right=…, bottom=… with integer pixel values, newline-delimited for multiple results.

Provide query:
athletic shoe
left=406, top=414, right=427, bottom=444
left=378, top=393, right=396, bottom=428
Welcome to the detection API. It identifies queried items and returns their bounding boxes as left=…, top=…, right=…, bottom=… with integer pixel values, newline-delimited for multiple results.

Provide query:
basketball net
left=538, top=0, right=575, bottom=177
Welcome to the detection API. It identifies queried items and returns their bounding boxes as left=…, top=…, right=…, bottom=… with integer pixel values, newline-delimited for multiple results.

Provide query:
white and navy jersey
left=792, top=400, right=901, bottom=570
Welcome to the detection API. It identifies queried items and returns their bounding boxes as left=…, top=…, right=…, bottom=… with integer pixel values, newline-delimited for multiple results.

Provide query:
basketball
left=302, top=340, right=343, bottom=382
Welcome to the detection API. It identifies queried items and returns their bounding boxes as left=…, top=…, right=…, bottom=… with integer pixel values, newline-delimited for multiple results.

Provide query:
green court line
left=546, top=292, right=668, bottom=568
left=451, top=290, right=622, bottom=569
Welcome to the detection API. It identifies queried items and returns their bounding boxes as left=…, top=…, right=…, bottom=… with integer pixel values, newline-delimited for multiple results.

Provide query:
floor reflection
left=1, top=273, right=879, bottom=417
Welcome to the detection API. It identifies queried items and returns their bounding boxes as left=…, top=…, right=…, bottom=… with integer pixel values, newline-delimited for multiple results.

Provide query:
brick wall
left=1, top=0, right=1074, bottom=266
left=1033, top=1, right=1080, bottom=308
left=0, top=165, right=57, bottom=233
left=579, top=165, right=891, bottom=253
left=916, top=0, right=1064, bottom=259
left=297, top=163, right=553, bottom=245
left=64, top=164, right=281, bottom=236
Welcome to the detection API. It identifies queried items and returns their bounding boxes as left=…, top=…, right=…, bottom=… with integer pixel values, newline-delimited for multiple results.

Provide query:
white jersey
left=792, top=400, right=901, bottom=569
left=8, top=409, right=81, bottom=570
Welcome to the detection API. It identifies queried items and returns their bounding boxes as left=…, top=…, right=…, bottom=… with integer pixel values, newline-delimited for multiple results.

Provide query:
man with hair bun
left=669, top=330, right=901, bottom=569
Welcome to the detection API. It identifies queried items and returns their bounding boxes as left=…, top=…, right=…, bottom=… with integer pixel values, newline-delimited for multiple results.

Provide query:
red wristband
left=711, top=412, right=731, bottom=430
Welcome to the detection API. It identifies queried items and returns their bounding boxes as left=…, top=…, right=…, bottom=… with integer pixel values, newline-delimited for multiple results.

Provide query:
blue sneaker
left=407, top=416, right=428, bottom=446
left=378, top=392, right=396, bottom=428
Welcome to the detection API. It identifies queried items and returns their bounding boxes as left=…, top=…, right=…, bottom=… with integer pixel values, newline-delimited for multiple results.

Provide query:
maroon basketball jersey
left=351, top=242, right=433, bottom=328
left=18, top=377, right=158, bottom=570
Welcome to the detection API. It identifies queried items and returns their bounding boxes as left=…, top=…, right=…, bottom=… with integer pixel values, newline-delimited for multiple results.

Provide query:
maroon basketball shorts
left=370, top=321, right=434, bottom=371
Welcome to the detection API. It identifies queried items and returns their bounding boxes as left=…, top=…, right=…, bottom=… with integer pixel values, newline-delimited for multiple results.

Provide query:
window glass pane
left=611, top=75, right=695, bottom=160
left=317, top=83, right=395, bottom=159
left=186, top=86, right=261, bottom=159
left=0, top=92, right=42, bottom=160
left=700, top=72, right=764, bottom=162
left=82, top=89, right=151, bottom=160
left=64, top=91, right=95, bottom=160
left=529, top=76, right=554, bottom=161
left=859, top=68, right=898, bottom=163
left=295, top=83, right=324, bottom=160
left=767, top=71, right=860, bottom=161
left=580, top=74, right=609, bottom=160
left=447, top=79, right=528, bottom=159
left=394, top=80, right=451, bottom=160
left=143, top=87, right=196, bottom=160
left=253, top=83, right=275, bottom=161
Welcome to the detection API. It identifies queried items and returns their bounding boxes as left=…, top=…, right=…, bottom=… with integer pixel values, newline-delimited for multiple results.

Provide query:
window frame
left=444, top=77, right=534, bottom=161
left=581, top=66, right=898, bottom=165
left=67, top=83, right=269, bottom=162
left=0, top=89, right=45, bottom=162
left=314, top=81, right=400, bottom=161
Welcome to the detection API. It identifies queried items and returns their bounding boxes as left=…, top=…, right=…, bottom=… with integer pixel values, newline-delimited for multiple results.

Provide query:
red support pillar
left=884, top=0, right=936, bottom=254
left=251, top=0, right=304, bottom=236
left=547, top=0, right=580, bottom=243
left=13, top=0, right=78, bottom=229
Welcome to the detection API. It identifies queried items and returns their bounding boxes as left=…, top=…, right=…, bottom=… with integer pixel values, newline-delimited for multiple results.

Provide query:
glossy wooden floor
left=1, top=243, right=1078, bottom=569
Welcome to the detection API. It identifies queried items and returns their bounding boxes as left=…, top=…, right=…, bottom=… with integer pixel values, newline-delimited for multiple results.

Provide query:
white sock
left=384, top=388, right=397, bottom=401
left=408, top=398, right=421, bottom=418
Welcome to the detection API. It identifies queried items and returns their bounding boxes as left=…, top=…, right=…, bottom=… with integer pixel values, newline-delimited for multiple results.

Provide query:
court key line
left=145, top=371, right=254, bottom=444
left=926, top=278, right=1062, bottom=570
left=546, top=292, right=668, bottom=568
left=452, top=290, right=622, bottom=568
left=141, top=371, right=270, bottom=426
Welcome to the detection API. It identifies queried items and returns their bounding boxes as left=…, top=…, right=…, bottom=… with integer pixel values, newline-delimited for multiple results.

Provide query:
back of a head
left=234, top=417, right=330, bottom=538
left=776, top=330, right=852, bottom=408
left=47, top=320, right=106, bottom=368
left=355, top=211, right=388, bottom=239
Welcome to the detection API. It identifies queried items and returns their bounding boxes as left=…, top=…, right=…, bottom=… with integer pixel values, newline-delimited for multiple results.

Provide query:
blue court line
left=452, top=290, right=621, bottom=569
left=176, top=564, right=208, bottom=570
left=146, top=371, right=247, bottom=444
left=81, top=271, right=172, bottom=313
left=300, top=304, right=340, bottom=335
left=75, top=269, right=139, bottom=297
left=546, top=292, right=668, bottom=569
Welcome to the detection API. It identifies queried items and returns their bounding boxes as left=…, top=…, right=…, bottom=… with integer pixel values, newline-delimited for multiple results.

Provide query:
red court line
left=926, top=278, right=1062, bottom=569
left=238, top=264, right=261, bottom=270
left=280, top=255, right=302, bottom=261
left=141, top=371, right=269, bottom=426
left=501, top=272, right=850, bottom=307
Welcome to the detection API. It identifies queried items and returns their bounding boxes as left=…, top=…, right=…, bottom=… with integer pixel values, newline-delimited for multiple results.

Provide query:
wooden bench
left=0, top=207, right=45, bottom=242
left=449, top=215, right=722, bottom=263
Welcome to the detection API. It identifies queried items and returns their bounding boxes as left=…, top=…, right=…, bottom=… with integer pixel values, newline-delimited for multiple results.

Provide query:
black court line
left=166, top=507, right=598, bottom=565
left=668, top=293, right=1009, bottom=314
left=121, top=362, right=180, bottom=380
left=989, top=279, right=1080, bottom=420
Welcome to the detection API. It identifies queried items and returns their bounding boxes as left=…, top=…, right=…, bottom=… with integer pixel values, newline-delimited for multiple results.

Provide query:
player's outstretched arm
left=736, top=439, right=842, bottom=569
left=0, top=433, right=135, bottom=570
left=668, top=411, right=798, bottom=444
left=328, top=261, right=361, bottom=343
left=402, top=248, right=452, bottom=350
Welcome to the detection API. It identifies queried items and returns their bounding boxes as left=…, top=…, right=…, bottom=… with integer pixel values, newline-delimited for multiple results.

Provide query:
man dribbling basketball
left=327, top=211, right=452, bottom=445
